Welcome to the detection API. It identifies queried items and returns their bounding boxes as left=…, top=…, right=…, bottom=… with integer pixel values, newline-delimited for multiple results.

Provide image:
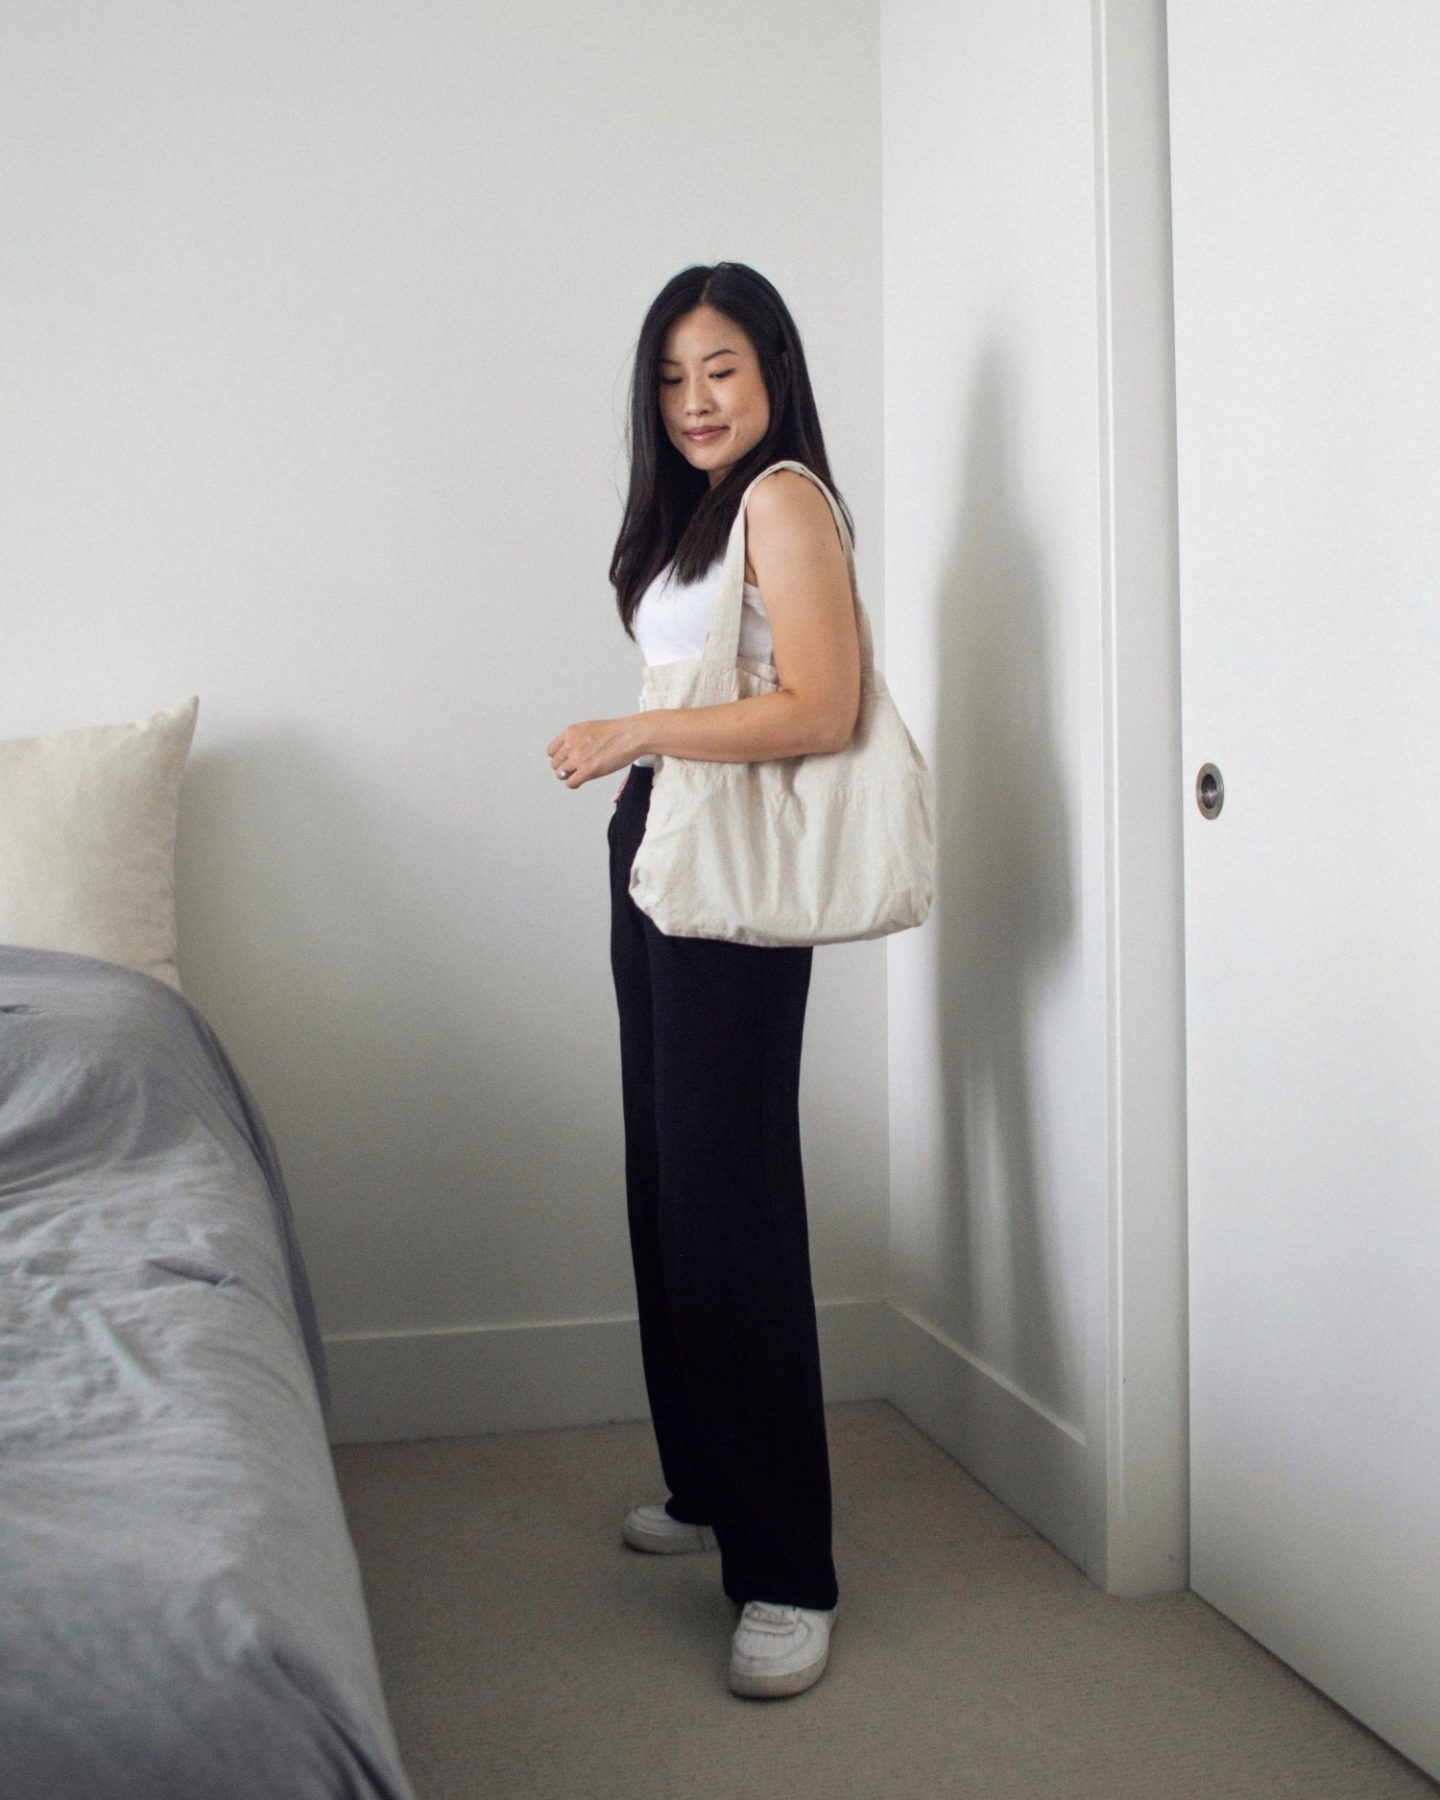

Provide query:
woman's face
left=658, top=305, right=771, bottom=488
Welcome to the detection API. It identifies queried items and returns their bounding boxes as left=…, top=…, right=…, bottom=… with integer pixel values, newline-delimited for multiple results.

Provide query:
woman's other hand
left=546, top=717, right=636, bottom=790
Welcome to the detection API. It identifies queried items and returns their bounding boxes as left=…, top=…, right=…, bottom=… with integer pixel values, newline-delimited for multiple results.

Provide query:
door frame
left=1085, top=0, right=1189, bottom=1594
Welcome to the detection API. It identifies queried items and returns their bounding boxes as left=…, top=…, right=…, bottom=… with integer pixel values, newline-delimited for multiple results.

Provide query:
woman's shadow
left=929, top=339, right=1079, bottom=1431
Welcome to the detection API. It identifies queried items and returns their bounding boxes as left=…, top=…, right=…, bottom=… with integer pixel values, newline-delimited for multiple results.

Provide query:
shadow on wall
left=932, top=339, right=1077, bottom=1423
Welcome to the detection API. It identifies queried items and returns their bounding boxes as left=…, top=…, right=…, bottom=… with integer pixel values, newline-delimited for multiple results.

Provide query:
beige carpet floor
left=331, top=1399, right=1438, bottom=1800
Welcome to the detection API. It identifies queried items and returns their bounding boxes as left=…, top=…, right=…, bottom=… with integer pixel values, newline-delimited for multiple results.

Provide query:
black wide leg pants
left=608, top=762, right=839, bottom=1613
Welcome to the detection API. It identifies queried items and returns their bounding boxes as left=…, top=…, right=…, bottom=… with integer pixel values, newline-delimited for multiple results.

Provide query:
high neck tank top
left=630, top=556, right=772, bottom=768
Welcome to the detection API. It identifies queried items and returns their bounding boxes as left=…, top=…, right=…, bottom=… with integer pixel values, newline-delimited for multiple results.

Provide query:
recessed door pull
left=1195, top=762, right=1224, bottom=819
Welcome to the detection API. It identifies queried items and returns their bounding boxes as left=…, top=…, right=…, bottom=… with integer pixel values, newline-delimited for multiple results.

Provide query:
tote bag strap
left=702, top=459, right=877, bottom=677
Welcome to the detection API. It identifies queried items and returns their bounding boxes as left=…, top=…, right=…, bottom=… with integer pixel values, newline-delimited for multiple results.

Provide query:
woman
left=545, top=262, right=860, bottom=1699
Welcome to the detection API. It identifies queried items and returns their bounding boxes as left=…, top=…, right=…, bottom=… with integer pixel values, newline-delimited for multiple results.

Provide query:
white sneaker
left=728, top=1599, right=839, bottom=1698
left=621, top=1501, right=719, bottom=1555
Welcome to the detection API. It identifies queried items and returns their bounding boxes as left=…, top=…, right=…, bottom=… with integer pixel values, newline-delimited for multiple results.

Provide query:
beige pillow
left=0, top=697, right=199, bottom=993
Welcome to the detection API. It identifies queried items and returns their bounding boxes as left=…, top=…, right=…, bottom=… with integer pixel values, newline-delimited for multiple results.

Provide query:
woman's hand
left=546, top=717, right=637, bottom=791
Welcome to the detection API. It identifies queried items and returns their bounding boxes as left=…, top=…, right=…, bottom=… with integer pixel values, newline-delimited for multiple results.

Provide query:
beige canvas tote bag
left=627, top=459, right=937, bottom=947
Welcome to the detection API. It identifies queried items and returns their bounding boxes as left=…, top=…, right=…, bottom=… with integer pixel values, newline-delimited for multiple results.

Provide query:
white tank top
left=631, top=556, right=773, bottom=768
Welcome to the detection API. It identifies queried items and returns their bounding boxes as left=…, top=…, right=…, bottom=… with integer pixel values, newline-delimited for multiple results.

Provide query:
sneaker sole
left=621, top=1508, right=719, bottom=1555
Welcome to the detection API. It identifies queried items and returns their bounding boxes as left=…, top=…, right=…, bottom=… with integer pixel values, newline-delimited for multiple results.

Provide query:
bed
left=0, top=942, right=416, bottom=1800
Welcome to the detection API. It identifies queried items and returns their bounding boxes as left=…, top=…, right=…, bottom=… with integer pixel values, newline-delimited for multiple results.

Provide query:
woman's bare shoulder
left=741, top=468, right=842, bottom=594
left=748, top=465, right=831, bottom=509
left=744, top=467, right=844, bottom=572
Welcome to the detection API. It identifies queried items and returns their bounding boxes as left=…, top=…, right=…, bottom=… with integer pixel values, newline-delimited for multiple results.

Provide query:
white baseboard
left=324, top=1299, right=1089, bottom=1570
left=323, top=1297, right=889, bottom=1445
left=883, top=1300, right=1091, bottom=1569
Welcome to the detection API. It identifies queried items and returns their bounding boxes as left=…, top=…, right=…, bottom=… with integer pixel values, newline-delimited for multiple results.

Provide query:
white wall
left=881, top=0, right=1185, bottom=1589
left=0, top=0, right=890, bottom=1437
left=883, top=0, right=1105, bottom=1406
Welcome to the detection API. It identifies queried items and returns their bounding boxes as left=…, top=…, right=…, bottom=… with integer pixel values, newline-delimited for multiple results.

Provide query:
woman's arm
left=626, top=690, right=839, bottom=762
left=632, top=471, right=861, bottom=763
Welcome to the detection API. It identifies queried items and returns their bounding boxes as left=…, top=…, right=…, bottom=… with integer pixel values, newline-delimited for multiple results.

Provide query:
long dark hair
left=609, top=262, right=854, bottom=640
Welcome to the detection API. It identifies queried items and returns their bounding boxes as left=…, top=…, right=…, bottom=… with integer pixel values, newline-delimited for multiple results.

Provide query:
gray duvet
left=0, top=946, right=415, bottom=1800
